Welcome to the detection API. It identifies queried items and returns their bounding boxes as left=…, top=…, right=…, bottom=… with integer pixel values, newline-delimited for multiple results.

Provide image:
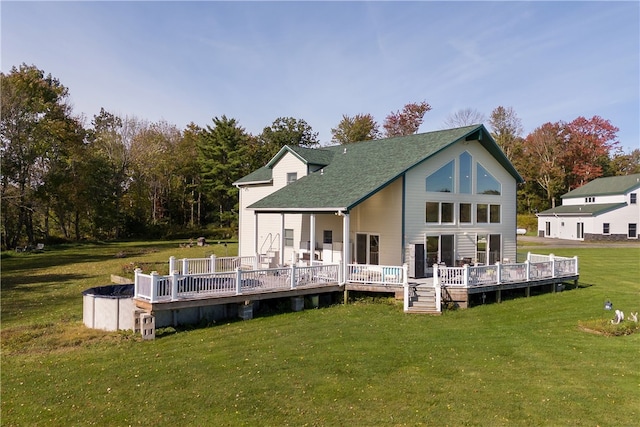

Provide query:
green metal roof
left=244, top=124, right=523, bottom=212
left=562, top=174, right=640, bottom=199
left=536, top=203, right=626, bottom=216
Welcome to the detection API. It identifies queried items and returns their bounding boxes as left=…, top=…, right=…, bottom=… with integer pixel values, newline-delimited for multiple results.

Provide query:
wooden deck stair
left=407, top=285, right=441, bottom=314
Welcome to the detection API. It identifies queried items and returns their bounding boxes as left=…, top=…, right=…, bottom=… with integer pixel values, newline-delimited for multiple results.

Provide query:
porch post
left=342, top=211, right=350, bottom=282
left=280, top=213, right=285, bottom=266
left=309, top=214, right=316, bottom=264
left=254, top=212, right=259, bottom=256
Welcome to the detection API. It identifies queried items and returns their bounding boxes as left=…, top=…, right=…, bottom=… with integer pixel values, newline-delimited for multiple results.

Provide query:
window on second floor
left=426, top=202, right=454, bottom=223
left=426, top=161, right=454, bottom=193
left=631, top=193, right=637, bottom=204
left=286, top=173, right=297, bottom=185
left=477, top=204, right=501, bottom=223
left=459, top=152, right=472, bottom=194
left=459, top=203, right=472, bottom=223
left=477, top=164, right=501, bottom=195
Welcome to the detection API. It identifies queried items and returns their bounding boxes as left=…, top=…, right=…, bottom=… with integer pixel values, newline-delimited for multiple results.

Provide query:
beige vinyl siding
left=238, top=152, right=309, bottom=258
left=349, top=178, right=403, bottom=265
left=272, top=152, right=308, bottom=188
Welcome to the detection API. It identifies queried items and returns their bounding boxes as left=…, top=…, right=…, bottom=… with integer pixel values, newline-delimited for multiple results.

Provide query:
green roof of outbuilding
left=537, top=203, right=626, bottom=216
left=562, top=174, right=640, bottom=198
left=244, top=124, right=523, bottom=211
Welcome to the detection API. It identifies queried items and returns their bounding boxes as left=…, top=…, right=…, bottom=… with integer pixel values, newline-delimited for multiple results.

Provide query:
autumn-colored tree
left=562, top=116, right=619, bottom=189
left=383, top=101, right=431, bottom=138
left=443, top=108, right=485, bottom=128
left=331, top=113, right=380, bottom=144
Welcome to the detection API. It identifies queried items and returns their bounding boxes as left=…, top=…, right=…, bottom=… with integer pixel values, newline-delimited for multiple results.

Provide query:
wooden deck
left=132, top=253, right=579, bottom=323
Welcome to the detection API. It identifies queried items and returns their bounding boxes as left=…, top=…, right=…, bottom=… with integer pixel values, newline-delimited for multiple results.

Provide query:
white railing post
left=463, top=264, right=469, bottom=287
left=495, top=262, right=501, bottom=284
left=171, top=269, right=179, bottom=301
left=527, top=252, right=532, bottom=262
left=235, top=268, right=242, bottom=295
left=290, top=264, right=297, bottom=289
left=339, top=261, right=344, bottom=284
left=402, top=264, right=408, bottom=286
left=525, top=260, right=531, bottom=281
left=182, top=258, right=188, bottom=275
left=435, top=282, right=442, bottom=313
left=254, top=253, right=259, bottom=270
left=550, top=254, right=556, bottom=278
left=403, top=283, right=409, bottom=312
left=210, top=254, right=216, bottom=273
left=150, top=271, right=159, bottom=303
left=169, top=256, right=176, bottom=275
left=433, top=264, right=439, bottom=286
left=134, top=268, right=142, bottom=297
left=574, top=256, right=579, bottom=275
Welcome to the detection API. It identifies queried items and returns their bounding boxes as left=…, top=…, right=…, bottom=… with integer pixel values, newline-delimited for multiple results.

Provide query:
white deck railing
left=135, top=263, right=341, bottom=303
left=346, top=263, right=407, bottom=286
left=169, top=255, right=257, bottom=275
left=435, top=253, right=578, bottom=288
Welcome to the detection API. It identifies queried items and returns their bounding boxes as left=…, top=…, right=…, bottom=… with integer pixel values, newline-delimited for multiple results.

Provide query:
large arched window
left=477, top=163, right=501, bottom=195
left=426, top=160, right=454, bottom=193
left=459, top=152, right=472, bottom=194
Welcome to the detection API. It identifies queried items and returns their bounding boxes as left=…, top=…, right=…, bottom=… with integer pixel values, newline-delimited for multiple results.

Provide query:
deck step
left=406, top=306, right=441, bottom=314
left=409, top=285, right=439, bottom=312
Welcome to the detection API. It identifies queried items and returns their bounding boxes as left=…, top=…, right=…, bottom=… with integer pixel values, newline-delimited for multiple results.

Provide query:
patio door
left=426, top=234, right=454, bottom=267
left=356, top=233, right=380, bottom=265
left=477, top=234, right=501, bottom=264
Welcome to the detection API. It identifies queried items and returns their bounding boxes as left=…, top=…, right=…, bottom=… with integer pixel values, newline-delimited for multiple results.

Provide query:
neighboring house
left=536, top=173, right=640, bottom=241
left=233, top=124, right=523, bottom=278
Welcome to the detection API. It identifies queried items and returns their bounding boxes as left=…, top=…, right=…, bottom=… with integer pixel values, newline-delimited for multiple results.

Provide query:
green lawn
left=2, top=242, right=639, bottom=426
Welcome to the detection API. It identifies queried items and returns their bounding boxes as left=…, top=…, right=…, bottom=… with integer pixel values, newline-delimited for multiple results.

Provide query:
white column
left=254, top=212, right=259, bottom=256
left=342, top=212, right=350, bottom=281
left=280, top=213, right=285, bottom=266
left=309, top=214, right=316, bottom=264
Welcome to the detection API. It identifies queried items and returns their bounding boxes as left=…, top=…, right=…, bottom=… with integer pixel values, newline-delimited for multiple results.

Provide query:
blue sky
left=2, top=1, right=638, bottom=153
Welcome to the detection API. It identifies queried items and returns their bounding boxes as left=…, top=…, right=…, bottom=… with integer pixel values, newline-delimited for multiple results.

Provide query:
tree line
left=2, top=64, right=638, bottom=249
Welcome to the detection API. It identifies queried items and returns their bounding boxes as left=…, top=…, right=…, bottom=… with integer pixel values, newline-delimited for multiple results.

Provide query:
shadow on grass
left=0, top=273, right=90, bottom=290
left=0, top=241, right=176, bottom=273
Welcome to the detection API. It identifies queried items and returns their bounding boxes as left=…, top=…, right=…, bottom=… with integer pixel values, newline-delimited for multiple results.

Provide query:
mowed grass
left=1, top=242, right=639, bottom=426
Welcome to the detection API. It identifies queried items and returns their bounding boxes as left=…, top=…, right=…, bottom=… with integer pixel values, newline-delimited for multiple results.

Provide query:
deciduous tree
left=383, top=101, right=431, bottom=138
left=522, top=122, right=566, bottom=208
left=488, top=106, right=523, bottom=161
left=0, top=64, right=75, bottom=247
left=331, top=114, right=380, bottom=144
left=562, top=116, right=619, bottom=189
left=443, top=108, right=485, bottom=128
left=258, top=117, right=319, bottom=161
